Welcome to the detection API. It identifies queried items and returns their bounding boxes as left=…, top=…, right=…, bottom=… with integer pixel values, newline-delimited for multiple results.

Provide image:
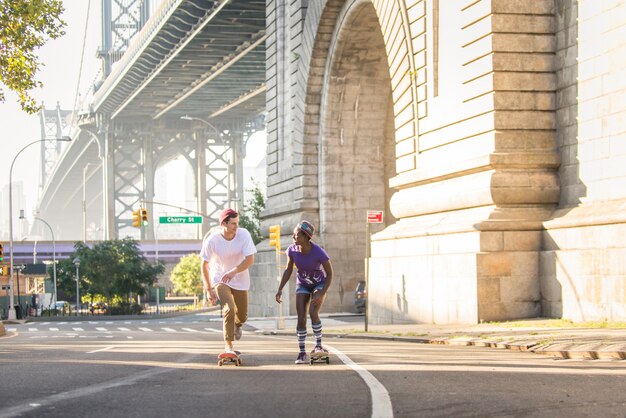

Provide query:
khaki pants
left=215, top=284, right=248, bottom=343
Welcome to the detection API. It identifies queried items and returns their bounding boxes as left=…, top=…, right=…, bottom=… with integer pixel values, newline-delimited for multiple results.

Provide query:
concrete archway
left=316, top=1, right=395, bottom=311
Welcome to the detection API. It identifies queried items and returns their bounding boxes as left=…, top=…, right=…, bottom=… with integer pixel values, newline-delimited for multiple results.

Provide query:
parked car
left=90, top=302, right=108, bottom=314
left=354, top=280, right=366, bottom=313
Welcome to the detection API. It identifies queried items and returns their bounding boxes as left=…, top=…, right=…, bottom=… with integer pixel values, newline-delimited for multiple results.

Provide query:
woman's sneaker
left=311, top=345, right=327, bottom=354
left=295, top=352, right=308, bottom=364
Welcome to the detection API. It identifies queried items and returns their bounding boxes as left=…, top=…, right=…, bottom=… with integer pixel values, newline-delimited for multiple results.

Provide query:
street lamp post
left=20, top=213, right=58, bottom=308
left=180, top=115, right=222, bottom=139
left=7, top=136, right=71, bottom=320
left=73, top=257, right=80, bottom=317
left=83, top=163, right=91, bottom=242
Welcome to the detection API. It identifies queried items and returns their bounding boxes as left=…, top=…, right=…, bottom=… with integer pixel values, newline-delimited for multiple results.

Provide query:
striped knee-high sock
left=312, top=322, right=322, bottom=347
left=297, top=328, right=307, bottom=353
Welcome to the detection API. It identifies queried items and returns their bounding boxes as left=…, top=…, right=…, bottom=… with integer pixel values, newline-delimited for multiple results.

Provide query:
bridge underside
left=38, top=0, right=266, bottom=241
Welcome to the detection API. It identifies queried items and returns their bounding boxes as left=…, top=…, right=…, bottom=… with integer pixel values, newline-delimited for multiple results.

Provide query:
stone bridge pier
left=251, top=0, right=626, bottom=324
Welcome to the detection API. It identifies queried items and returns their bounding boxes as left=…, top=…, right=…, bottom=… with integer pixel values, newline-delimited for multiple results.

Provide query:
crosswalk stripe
left=182, top=328, right=200, bottom=333
left=7, top=325, right=217, bottom=334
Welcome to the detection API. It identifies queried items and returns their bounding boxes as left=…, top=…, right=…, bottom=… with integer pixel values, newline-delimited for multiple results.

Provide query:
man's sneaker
left=235, top=325, right=242, bottom=340
left=295, top=352, right=308, bottom=364
left=224, top=347, right=236, bottom=355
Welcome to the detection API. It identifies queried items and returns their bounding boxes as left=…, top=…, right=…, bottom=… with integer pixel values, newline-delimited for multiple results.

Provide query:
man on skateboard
left=201, top=208, right=257, bottom=358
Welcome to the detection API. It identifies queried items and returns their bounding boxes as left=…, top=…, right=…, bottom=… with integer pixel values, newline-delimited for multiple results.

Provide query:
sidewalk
left=247, top=314, right=626, bottom=361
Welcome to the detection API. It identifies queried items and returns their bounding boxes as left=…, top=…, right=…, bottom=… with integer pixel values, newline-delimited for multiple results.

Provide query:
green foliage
left=238, top=181, right=265, bottom=244
left=170, top=253, right=202, bottom=296
left=107, top=301, right=142, bottom=315
left=53, top=238, right=165, bottom=310
left=0, top=0, right=66, bottom=113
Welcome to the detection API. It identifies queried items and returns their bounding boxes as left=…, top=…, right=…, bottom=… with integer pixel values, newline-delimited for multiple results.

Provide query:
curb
left=255, top=329, right=626, bottom=361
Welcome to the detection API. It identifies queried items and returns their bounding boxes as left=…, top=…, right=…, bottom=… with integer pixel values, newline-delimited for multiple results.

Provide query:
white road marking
left=162, top=328, right=177, bottom=332
left=28, top=328, right=38, bottom=332
left=117, top=327, right=131, bottom=332
left=96, top=327, right=108, bottom=332
left=0, top=354, right=197, bottom=418
left=138, top=327, right=152, bottom=332
left=326, top=344, right=394, bottom=418
left=87, top=346, right=113, bottom=354
left=49, top=328, right=59, bottom=331
left=182, top=328, right=200, bottom=333
left=72, top=328, right=84, bottom=332
left=203, top=327, right=221, bottom=333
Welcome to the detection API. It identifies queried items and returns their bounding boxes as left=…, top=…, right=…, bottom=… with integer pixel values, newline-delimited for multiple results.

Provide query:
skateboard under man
left=218, top=351, right=242, bottom=366
left=309, top=349, right=330, bottom=365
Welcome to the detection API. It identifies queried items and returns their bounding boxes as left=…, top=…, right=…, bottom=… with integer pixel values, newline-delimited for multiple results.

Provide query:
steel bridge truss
left=38, top=103, right=70, bottom=198
left=108, top=121, right=249, bottom=240
left=99, top=0, right=151, bottom=77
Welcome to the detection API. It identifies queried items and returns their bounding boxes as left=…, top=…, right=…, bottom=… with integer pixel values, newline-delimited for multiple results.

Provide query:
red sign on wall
left=367, top=210, right=383, bottom=223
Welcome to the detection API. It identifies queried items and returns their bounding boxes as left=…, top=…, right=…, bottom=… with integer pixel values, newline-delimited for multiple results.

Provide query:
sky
left=0, top=1, right=266, bottom=231
left=0, top=1, right=100, bottom=215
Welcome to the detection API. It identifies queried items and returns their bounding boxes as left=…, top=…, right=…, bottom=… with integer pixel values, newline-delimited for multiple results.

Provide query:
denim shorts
left=296, top=282, right=325, bottom=295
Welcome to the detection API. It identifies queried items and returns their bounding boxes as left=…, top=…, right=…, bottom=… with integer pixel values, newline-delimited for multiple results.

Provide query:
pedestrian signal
left=132, top=209, right=141, bottom=228
left=0, top=242, right=3, bottom=261
left=269, top=225, right=281, bottom=250
left=140, top=208, right=149, bottom=226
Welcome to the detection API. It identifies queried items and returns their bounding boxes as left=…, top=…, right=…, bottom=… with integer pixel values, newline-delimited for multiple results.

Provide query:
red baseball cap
left=219, top=208, right=238, bottom=225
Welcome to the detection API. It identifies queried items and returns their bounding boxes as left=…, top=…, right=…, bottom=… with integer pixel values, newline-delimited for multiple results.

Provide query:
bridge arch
left=321, top=0, right=396, bottom=310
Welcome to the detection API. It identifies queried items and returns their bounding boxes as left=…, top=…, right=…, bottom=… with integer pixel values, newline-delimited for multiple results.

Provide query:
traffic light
left=269, top=225, right=280, bottom=250
left=132, top=209, right=141, bottom=228
left=140, top=208, right=149, bottom=226
left=0, top=242, right=3, bottom=261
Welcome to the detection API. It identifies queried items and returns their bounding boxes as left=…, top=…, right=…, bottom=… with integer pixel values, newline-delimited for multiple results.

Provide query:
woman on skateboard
left=201, top=208, right=257, bottom=356
left=275, top=220, right=334, bottom=364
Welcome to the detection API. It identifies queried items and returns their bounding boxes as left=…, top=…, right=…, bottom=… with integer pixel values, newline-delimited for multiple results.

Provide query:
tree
left=238, top=181, right=265, bottom=244
left=54, top=239, right=164, bottom=310
left=170, top=253, right=202, bottom=297
left=0, top=0, right=66, bottom=113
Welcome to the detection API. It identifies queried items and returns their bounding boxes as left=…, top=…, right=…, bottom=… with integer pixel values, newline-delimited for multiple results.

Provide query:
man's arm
left=221, top=254, right=255, bottom=283
left=201, top=260, right=216, bottom=304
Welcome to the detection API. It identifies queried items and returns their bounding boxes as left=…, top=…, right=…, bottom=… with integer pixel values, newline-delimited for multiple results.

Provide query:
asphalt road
left=1, top=316, right=625, bottom=418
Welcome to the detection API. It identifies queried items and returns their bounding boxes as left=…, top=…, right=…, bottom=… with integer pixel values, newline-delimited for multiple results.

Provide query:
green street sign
left=159, top=216, right=203, bottom=224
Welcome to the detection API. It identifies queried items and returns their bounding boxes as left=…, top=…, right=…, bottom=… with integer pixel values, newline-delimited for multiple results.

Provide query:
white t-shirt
left=200, top=227, right=257, bottom=291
